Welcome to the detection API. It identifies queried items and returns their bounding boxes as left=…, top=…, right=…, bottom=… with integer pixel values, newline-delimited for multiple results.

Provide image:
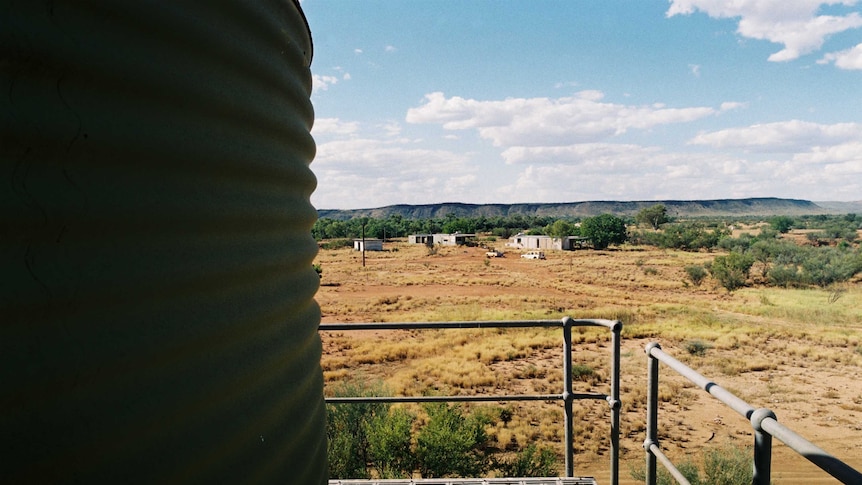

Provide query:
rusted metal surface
left=2, top=1, right=325, bottom=483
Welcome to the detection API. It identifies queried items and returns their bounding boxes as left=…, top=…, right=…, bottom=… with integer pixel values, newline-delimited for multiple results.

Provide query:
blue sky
left=301, top=1, right=862, bottom=210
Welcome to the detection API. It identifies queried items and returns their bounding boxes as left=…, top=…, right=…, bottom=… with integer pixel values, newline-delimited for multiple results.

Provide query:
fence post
left=751, top=408, right=775, bottom=485
left=563, top=317, right=574, bottom=478
left=644, top=343, right=661, bottom=485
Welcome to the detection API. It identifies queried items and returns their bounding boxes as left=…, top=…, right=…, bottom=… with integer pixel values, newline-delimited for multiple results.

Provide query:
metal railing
left=644, top=342, right=862, bottom=485
left=320, top=317, right=622, bottom=485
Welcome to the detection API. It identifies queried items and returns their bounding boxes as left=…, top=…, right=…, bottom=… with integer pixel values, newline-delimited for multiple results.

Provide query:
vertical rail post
left=645, top=343, right=661, bottom=485
left=609, top=321, right=622, bottom=485
left=751, top=408, right=775, bottom=485
left=562, top=317, right=574, bottom=478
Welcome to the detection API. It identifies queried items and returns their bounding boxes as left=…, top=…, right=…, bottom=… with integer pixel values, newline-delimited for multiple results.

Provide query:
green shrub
left=631, top=442, right=752, bottom=485
left=684, top=265, right=707, bottom=286
left=366, top=407, right=416, bottom=479
left=493, top=444, right=558, bottom=477
left=703, top=443, right=753, bottom=484
left=571, top=363, right=595, bottom=381
left=416, top=403, right=491, bottom=478
left=767, top=264, right=801, bottom=288
left=630, top=459, right=701, bottom=485
left=636, top=223, right=728, bottom=251
left=709, top=252, right=755, bottom=292
left=800, top=247, right=862, bottom=287
left=326, top=381, right=388, bottom=479
left=685, top=340, right=712, bottom=356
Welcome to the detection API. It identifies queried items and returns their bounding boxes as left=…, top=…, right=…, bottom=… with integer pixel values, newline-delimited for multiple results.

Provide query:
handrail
left=644, top=342, right=862, bottom=485
left=319, top=318, right=622, bottom=485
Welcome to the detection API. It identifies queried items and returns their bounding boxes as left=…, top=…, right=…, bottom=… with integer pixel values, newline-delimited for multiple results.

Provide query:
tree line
left=312, top=213, right=567, bottom=241
left=314, top=206, right=862, bottom=292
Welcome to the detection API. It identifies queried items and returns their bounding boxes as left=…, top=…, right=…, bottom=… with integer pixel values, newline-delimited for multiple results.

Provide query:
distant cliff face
left=317, top=198, right=834, bottom=220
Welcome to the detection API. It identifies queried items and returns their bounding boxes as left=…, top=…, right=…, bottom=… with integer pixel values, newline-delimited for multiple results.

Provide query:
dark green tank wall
left=1, top=1, right=327, bottom=483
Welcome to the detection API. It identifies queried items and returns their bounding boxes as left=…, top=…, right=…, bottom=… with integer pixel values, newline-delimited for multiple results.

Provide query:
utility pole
left=361, top=220, right=366, bottom=268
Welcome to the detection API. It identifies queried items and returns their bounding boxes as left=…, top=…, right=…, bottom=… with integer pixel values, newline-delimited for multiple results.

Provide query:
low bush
left=703, top=442, right=753, bottom=484
left=493, top=444, right=558, bottom=477
left=684, top=265, right=707, bottom=286
left=709, top=252, right=755, bottom=292
left=685, top=340, right=712, bottom=356
left=631, top=442, right=752, bottom=485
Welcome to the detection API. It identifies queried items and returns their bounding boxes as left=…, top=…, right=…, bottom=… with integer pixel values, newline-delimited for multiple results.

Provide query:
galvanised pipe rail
left=319, top=317, right=622, bottom=485
left=644, top=342, right=862, bottom=485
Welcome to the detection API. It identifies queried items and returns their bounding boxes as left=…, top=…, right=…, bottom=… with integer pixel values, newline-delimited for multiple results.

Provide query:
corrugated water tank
left=1, top=1, right=327, bottom=483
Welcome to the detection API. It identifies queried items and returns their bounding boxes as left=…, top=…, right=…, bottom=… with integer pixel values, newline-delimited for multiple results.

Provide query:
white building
left=505, top=233, right=588, bottom=251
left=353, top=239, right=383, bottom=251
left=408, top=233, right=476, bottom=246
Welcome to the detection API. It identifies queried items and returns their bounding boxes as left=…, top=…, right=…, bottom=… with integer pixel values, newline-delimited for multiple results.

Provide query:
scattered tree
left=636, top=204, right=669, bottom=230
left=546, top=219, right=579, bottom=238
left=581, top=214, right=627, bottom=250
left=769, top=215, right=794, bottom=233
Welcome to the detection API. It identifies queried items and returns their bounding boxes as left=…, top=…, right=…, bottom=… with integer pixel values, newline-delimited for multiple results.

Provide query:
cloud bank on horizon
left=303, top=0, right=862, bottom=210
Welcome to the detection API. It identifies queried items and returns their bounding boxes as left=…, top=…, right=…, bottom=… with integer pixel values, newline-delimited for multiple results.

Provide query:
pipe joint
left=750, top=408, right=776, bottom=432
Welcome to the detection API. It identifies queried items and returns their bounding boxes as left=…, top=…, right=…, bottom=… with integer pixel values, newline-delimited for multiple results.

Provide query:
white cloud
left=818, top=42, right=862, bottom=68
left=667, top=0, right=862, bottom=62
left=312, top=118, right=359, bottom=136
left=406, top=91, right=720, bottom=147
left=385, top=45, right=397, bottom=53
left=378, top=122, right=403, bottom=137
left=312, top=74, right=338, bottom=92
left=689, top=120, right=862, bottom=152
left=354, top=48, right=363, bottom=54
left=311, top=135, right=478, bottom=209
left=792, top=141, right=862, bottom=164
left=500, top=143, right=661, bottom=166
left=492, top=140, right=862, bottom=203
left=689, top=63, right=702, bottom=77
left=719, top=101, right=747, bottom=111
left=554, top=81, right=580, bottom=89
left=496, top=150, right=764, bottom=203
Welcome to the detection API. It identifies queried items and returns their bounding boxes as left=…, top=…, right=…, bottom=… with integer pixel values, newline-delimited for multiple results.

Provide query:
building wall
left=354, top=239, right=383, bottom=251
left=506, top=234, right=562, bottom=250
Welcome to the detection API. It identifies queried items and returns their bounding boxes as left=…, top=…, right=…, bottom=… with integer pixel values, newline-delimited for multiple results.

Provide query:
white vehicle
left=521, top=250, right=545, bottom=260
left=485, top=250, right=503, bottom=258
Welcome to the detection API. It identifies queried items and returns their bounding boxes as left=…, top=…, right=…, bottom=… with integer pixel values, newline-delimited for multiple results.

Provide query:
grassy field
left=315, top=238, right=862, bottom=483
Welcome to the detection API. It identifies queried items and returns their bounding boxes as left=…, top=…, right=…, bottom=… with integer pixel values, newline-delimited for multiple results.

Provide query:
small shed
left=354, top=239, right=383, bottom=251
left=506, top=233, right=560, bottom=250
